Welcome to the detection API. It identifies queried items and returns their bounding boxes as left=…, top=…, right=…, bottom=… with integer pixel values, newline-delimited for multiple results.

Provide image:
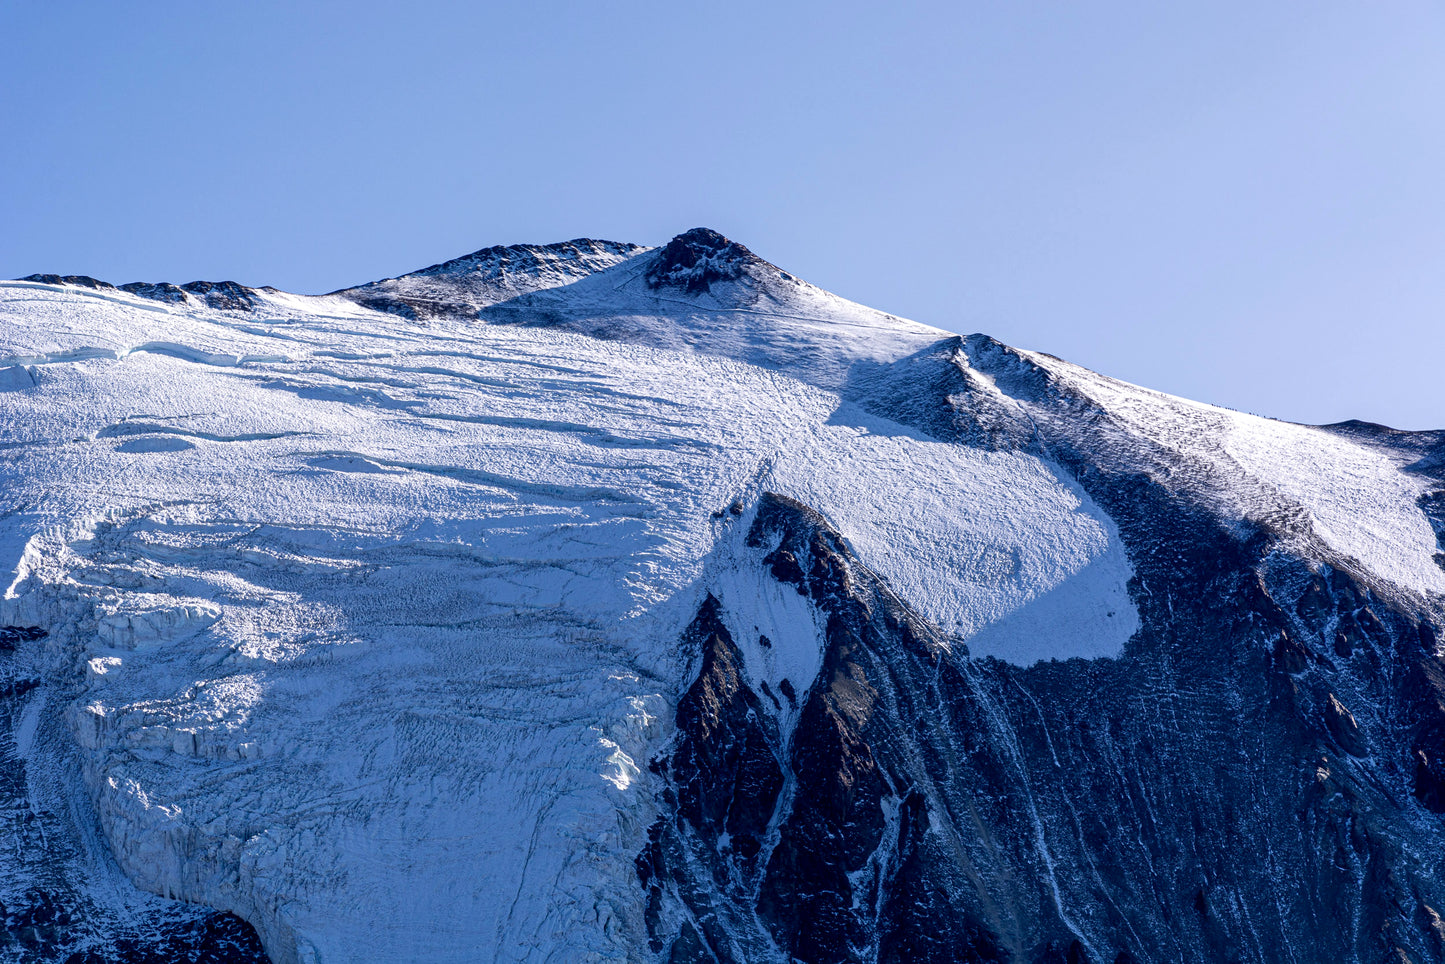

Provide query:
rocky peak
left=644, top=227, right=766, bottom=294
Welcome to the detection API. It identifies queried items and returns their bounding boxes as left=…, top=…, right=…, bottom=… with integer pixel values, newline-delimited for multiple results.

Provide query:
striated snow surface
left=1, top=231, right=1437, bottom=961
left=0, top=263, right=1135, bottom=962
left=992, top=344, right=1445, bottom=602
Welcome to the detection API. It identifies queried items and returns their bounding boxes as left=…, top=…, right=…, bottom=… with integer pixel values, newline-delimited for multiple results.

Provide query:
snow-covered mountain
left=1, top=230, right=1442, bottom=963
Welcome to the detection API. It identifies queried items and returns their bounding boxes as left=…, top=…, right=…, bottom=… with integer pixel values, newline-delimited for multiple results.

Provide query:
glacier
left=1, top=229, right=1442, bottom=962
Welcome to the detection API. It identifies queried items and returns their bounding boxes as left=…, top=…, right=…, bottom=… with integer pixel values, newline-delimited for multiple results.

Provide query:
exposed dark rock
left=0, top=625, right=46, bottom=651
left=19, top=274, right=115, bottom=290
left=1274, top=630, right=1312, bottom=674
left=666, top=920, right=715, bottom=964
left=179, top=281, right=260, bottom=311
left=16, top=273, right=270, bottom=312
left=119, top=281, right=190, bottom=303
left=670, top=596, right=784, bottom=847
left=1295, top=576, right=1333, bottom=628
left=345, top=294, right=427, bottom=319
left=644, top=228, right=757, bottom=294
left=1405, top=652, right=1445, bottom=812
left=1324, top=693, right=1369, bottom=756
left=642, top=476, right=1445, bottom=962
left=1335, top=614, right=1364, bottom=657
left=0, top=892, right=267, bottom=963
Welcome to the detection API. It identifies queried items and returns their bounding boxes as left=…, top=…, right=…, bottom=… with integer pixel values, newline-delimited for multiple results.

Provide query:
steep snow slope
left=479, top=228, right=947, bottom=391
left=2, top=229, right=1441, bottom=963
left=0, top=251, right=1136, bottom=962
left=953, top=336, right=1445, bottom=603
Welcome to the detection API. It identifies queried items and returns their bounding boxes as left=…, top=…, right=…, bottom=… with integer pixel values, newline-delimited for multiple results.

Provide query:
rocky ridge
left=333, top=237, right=647, bottom=319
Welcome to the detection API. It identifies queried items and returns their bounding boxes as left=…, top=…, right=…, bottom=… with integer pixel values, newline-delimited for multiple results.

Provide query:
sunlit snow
left=0, top=274, right=1142, bottom=961
left=4, top=254, right=1432, bottom=962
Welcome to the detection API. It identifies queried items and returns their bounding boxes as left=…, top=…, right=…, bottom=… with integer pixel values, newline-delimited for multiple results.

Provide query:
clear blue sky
left=4, top=2, right=1442, bottom=429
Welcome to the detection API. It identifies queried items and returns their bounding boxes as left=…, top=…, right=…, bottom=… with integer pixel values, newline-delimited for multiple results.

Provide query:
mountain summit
left=1, top=234, right=1443, bottom=963
left=644, top=226, right=767, bottom=293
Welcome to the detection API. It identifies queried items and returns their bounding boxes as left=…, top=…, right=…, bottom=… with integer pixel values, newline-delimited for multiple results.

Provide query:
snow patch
left=709, top=513, right=828, bottom=739
left=1223, top=414, right=1445, bottom=597
left=765, top=405, right=1139, bottom=663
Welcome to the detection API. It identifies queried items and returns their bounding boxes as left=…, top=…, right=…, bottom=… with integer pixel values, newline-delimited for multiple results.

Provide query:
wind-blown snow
left=1007, top=347, right=1445, bottom=601
left=1222, top=416, right=1444, bottom=597
left=0, top=273, right=1143, bottom=962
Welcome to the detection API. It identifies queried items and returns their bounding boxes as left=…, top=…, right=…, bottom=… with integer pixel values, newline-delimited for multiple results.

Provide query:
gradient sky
left=4, top=2, right=1442, bottom=429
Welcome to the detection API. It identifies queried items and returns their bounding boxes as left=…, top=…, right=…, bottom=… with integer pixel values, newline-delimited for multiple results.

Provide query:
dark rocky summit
left=400, top=237, right=642, bottom=281
left=643, top=227, right=762, bottom=294
left=174, top=280, right=264, bottom=311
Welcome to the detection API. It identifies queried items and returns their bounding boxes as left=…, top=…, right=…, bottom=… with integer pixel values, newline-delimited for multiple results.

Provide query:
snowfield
left=1006, top=346, right=1445, bottom=602
left=0, top=234, right=1438, bottom=962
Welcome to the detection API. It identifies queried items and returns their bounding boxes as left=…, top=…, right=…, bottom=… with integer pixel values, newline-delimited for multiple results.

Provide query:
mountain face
left=1, top=231, right=1442, bottom=963
left=333, top=238, right=647, bottom=319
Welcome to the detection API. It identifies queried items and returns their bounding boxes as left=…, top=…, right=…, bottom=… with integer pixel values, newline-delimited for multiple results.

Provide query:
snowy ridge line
left=2, top=228, right=1442, bottom=962
left=952, top=335, right=1445, bottom=609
